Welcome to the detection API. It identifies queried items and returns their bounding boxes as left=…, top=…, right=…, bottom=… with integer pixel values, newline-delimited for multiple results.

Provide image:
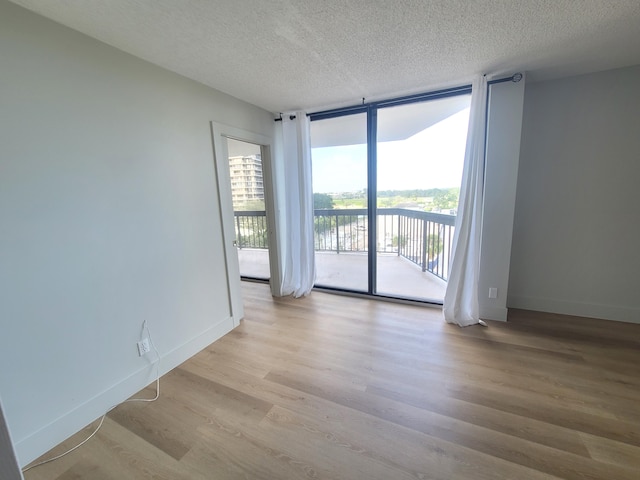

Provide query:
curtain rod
left=487, top=72, right=523, bottom=85
left=273, top=73, right=522, bottom=122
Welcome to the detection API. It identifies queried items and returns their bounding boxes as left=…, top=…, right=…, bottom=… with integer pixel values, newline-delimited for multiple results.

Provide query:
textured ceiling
left=9, top=0, right=640, bottom=113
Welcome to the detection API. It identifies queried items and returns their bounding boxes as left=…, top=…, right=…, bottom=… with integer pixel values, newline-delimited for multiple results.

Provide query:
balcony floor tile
left=238, top=249, right=446, bottom=302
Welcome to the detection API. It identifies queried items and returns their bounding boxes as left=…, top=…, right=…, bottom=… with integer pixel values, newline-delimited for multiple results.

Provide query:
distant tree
left=379, top=198, right=394, bottom=208
left=314, top=193, right=334, bottom=209
left=393, top=235, right=407, bottom=249
left=235, top=199, right=265, bottom=211
left=427, top=233, right=444, bottom=260
left=432, top=189, right=459, bottom=211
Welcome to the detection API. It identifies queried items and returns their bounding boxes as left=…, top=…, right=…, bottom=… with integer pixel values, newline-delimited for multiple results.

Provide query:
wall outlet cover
left=137, top=338, right=151, bottom=356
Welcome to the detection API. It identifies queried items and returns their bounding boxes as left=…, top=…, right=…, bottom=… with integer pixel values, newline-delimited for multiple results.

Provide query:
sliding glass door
left=309, top=88, right=470, bottom=303
left=376, top=96, right=470, bottom=300
left=310, top=113, right=368, bottom=292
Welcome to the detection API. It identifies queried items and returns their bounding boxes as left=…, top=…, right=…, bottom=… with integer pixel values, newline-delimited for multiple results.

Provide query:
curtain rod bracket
left=273, top=113, right=298, bottom=122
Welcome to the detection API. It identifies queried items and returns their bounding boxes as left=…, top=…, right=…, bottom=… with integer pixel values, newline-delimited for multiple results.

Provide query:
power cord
left=22, top=321, right=161, bottom=473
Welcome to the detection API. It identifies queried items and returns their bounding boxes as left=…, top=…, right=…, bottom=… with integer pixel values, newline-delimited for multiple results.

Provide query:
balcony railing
left=233, top=208, right=455, bottom=281
left=234, top=210, right=269, bottom=249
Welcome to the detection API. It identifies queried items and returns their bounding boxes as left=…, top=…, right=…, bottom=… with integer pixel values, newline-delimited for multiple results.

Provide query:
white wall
left=478, top=77, right=526, bottom=321
left=508, top=65, right=640, bottom=323
left=0, top=1, right=273, bottom=465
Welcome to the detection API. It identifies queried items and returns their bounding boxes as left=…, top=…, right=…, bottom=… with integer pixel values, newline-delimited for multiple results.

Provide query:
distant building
left=229, top=154, right=264, bottom=204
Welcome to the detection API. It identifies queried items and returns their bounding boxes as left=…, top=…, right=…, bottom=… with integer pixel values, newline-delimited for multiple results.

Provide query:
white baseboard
left=15, top=316, right=235, bottom=467
left=1, top=395, right=23, bottom=480
left=507, top=295, right=640, bottom=324
left=479, top=305, right=508, bottom=322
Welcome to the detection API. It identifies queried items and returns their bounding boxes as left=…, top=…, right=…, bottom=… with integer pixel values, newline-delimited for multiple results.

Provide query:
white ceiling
left=10, top=0, right=640, bottom=114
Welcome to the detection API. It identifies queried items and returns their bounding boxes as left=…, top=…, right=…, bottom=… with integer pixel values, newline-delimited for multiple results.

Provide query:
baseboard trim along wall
left=0, top=395, right=23, bottom=480
left=479, top=305, right=508, bottom=322
left=15, top=316, right=236, bottom=467
left=507, top=295, right=639, bottom=324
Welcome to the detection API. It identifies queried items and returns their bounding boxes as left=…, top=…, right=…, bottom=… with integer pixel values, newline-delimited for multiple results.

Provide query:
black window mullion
left=367, top=106, right=377, bottom=295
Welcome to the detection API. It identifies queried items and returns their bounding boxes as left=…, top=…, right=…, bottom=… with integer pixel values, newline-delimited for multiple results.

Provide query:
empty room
left=1, top=1, right=639, bottom=479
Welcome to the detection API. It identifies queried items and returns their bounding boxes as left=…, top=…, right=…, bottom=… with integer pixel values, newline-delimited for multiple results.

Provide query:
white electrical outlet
left=137, top=338, right=151, bottom=356
left=488, top=287, right=498, bottom=299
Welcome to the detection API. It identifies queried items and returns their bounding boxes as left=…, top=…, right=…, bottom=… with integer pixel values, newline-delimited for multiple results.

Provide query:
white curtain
left=279, top=112, right=316, bottom=297
left=443, top=76, right=488, bottom=326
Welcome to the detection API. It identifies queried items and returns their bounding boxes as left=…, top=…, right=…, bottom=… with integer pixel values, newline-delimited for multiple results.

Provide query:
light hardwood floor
left=24, top=281, right=640, bottom=479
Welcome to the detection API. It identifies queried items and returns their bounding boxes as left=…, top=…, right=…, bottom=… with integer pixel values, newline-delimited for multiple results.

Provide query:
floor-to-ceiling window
left=310, top=113, right=368, bottom=292
left=310, top=88, right=471, bottom=303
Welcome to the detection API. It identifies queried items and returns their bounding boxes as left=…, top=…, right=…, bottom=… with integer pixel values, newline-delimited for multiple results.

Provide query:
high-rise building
left=228, top=154, right=264, bottom=205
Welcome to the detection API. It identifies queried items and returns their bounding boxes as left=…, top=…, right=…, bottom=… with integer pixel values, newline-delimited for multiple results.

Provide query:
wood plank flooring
left=24, top=282, right=640, bottom=479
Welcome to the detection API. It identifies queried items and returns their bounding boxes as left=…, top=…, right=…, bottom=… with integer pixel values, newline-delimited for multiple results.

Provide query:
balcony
left=234, top=208, right=455, bottom=301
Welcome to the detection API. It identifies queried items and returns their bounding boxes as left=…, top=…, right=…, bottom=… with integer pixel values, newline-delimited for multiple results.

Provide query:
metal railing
left=233, top=208, right=456, bottom=281
left=234, top=210, right=269, bottom=249
left=390, top=208, right=455, bottom=281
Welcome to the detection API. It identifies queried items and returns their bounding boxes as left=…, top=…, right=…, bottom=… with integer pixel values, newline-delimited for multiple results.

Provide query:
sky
left=312, top=107, right=470, bottom=193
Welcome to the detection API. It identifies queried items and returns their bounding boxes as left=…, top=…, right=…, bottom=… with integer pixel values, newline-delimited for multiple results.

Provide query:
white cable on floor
left=22, top=321, right=161, bottom=473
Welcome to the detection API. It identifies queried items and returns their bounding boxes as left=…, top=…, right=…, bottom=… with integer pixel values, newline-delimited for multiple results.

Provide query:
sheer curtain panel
left=443, top=76, right=488, bottom=326
left=278, top=113, right=316, bottom=297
